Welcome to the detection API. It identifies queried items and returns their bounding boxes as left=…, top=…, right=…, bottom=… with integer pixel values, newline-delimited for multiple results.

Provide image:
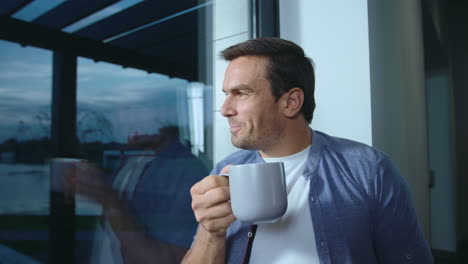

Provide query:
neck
left=259, top=121, right=312, bottom=158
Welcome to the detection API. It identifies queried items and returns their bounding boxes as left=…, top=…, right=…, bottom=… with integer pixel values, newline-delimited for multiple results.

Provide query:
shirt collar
left=303, top=129, right=323, bottom=180
left=252, top=128, right=323, bottom=179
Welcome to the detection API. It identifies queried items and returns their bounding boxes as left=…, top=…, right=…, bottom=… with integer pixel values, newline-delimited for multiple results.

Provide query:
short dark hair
left=221, top=37, right=315, bottom=123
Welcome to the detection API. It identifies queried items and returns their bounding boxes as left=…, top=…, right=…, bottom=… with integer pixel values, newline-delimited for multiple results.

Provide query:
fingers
left=63, top=166, right=78, bottom=183
left=73, top=163, right=107, bottom=187
left=193, top=201, right=233, bottom=223
left=190, top=164, right=235, bottom=195
left=220, top=164, right=234, bottom=174
left=74, top=180, right=116, bottom=206
left=191, top=175, right=229, bottom=195
left=75, top=180, right=102, bottom=196
left=192, top=185, right=230, bottom=209
left=190, top=173, right=236, bottom=235
left=63, top=162, right=113, bottom=205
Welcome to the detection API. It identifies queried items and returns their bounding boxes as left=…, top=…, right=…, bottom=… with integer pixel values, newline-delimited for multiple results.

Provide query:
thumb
left=220, top=164, right=234, bottom=175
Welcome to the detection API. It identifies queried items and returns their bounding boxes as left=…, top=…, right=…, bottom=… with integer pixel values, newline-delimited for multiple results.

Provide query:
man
left=67, top=126, right=208, bottom=263
left=182, top=38, right=433, bottom=263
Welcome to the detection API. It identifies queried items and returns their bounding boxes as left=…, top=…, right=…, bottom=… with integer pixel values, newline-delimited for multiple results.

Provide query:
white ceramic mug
left=221, top=162, right=287, bottom=224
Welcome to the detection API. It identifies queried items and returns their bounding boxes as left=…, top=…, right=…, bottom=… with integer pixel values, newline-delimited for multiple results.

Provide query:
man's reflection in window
left=67, top=126, right=208, bottom=263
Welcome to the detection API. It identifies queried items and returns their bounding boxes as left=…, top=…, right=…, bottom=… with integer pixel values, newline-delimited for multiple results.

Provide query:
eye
left=237, top=90, right=248, bottom=97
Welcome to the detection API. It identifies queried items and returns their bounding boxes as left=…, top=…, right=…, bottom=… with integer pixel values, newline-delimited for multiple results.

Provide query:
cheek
left=237, top=104, right=255, bottom=123
left=252, top=109, right=274, bottom=129
left=239, top=100, right=277, bottom=128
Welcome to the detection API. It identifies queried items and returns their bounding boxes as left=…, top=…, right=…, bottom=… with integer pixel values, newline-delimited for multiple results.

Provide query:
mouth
left=228, top=121, right=242, bottom=133
left=229, top=125, right=241, bottom=133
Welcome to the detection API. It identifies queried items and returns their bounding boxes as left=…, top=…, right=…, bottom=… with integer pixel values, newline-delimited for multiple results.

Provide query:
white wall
left=280, top=0, right=372, bottom=145
left=280, top=0, right=431, bottom=240
left=212, top=0, right=249, bottom=164
left=367, top=0, right=430, bottom=240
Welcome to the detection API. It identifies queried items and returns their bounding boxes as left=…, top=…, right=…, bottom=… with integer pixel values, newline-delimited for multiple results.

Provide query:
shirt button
left=321, top=240, right=325, bottom=247
left=405, top=254, right=412, bottom=260
left=247, top=232, right=253, bottom=238
left=310, top=196, right=314, bottom=202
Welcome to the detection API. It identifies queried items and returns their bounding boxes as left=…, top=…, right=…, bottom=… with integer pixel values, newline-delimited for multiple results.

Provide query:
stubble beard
left=231, top=133, right=257, bottom=150
left=231, top=119, right=283, bottom=151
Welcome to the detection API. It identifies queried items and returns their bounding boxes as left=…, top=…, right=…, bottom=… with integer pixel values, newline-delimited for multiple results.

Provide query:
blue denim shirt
left=210, top=130, right=433, bottom=264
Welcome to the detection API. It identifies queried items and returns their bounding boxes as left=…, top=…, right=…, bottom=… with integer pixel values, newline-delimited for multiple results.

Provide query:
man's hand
left=64, top=162, right=117, bottom=207
left=182, top=165, right=236, bottom=264
left=190, top=165, right=236, bottom=236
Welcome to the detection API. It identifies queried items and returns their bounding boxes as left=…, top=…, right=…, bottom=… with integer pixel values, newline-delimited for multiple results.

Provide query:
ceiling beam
left=0, top=17, right=195, bottom=81
left=0, top=0, right=34, bottom=16
left=33, top=0, right=120, bottom=29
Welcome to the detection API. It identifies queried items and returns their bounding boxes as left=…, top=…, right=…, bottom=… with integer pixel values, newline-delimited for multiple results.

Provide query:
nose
left=220, top=96, right=236, bottom=117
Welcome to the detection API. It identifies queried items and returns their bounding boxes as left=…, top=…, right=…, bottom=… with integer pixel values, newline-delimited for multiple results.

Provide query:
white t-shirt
left=249, top=146, right=320, bottom=264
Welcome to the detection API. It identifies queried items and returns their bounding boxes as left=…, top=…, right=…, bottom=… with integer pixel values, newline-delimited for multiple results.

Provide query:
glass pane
left=72, top=7, right=213, bottom=264
left=0, top=40, right=52, bottom=263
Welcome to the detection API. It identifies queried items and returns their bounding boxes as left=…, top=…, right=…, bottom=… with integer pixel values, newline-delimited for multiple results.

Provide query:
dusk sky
left=0, top=39, right=197, bottom=143
left=0, top=40, right=52, bottom=142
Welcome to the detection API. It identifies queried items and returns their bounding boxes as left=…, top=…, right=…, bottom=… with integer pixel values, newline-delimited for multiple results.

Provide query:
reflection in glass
left=74, top=58, right=211, bottom=263
left=1, top=0, right=214, bottom=261
left=0, top=40, right=52, bottom=263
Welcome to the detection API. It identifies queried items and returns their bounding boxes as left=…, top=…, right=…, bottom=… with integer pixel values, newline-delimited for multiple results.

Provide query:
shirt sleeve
left=371, top=156, right=433, bottom=263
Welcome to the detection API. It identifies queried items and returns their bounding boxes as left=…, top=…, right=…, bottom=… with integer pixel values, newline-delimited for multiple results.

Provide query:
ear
left=282, top=88, right=304, bottom=118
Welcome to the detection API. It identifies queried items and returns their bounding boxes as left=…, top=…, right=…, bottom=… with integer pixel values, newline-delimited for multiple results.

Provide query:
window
left=0, top=40, right=52, bottom=263
left=1, top=1, right=214, bottom=262
left=71, top=6, right=213, bottom=264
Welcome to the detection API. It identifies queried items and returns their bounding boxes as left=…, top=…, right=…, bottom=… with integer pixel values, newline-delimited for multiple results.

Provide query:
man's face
left=221, top=56, right=284, bottom=151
